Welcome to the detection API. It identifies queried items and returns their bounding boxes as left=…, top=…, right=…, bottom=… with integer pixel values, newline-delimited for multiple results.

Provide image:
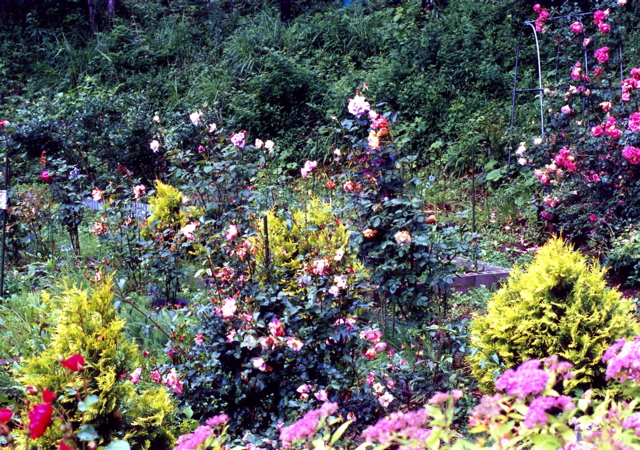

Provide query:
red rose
left=59, top=440, right=70, bottom=450
left=40, top=171, right=53, bottom=184
left=28, top=403, right=53, bottom=439
left=61, top=354, right=85, bottom=372
left=42, top=389, right=56, bottom=404
left=0, top=408, right=13, bottom=424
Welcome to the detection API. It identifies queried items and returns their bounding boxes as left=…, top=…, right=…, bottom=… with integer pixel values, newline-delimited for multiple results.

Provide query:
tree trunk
left=87, top=0, right=96, bottom=32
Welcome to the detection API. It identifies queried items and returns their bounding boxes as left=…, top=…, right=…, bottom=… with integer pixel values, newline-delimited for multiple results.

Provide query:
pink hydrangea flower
left=524, top=396, right=574, bottom=428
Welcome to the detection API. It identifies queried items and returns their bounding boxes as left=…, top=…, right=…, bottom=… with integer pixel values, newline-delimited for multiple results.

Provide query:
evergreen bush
left=468, top=237, right=640, bottom=393
left=17, top=278, right=176, bottom=449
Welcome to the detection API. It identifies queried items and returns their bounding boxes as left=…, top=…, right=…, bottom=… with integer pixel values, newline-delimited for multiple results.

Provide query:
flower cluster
left=603, top=336, right=640, bottom=382
left=532, top=4, right=549, bottom=32
left=172, top=414, right=229, bottom=450
left=363, top=408, right=432, bottom=448
left=280, top=402, right=338, bottom=445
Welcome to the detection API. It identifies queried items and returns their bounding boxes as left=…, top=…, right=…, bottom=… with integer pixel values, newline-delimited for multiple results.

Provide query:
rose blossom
left=628, top=112, right=640, bottom=132
left=561, top=105, right=571, bottom=115
left=591, top=125, right=604, bottom=137
left=569, top=21, right=583, bottom=33
left=622, top=146, right=640, bottom=164
left=598, top=22, right=611, bottom=34
left=594, top=47, right=610, bottom=64
left=230, top=131, right=246, bottom=148
left=348, top=94, right=370, bottom=118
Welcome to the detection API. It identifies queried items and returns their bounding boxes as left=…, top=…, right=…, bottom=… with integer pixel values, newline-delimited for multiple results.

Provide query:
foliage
left=605, top=223, right=640, bottom=287
left=468, top=237, right=639, bottom=393
left=16, top=278, right=177, bottom=449
left=517, top=0, right=640, bottom=255
left=168, top=198, right=373, bottom=437
left=264, top=343, right=640, bottom=449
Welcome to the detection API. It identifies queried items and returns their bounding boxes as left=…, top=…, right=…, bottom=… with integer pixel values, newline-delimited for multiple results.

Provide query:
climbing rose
left=628, top=112, right=640, bottom=131
left=150, top=140, right=160, bottom=152
left=165, top=368, right=184, bottom=394
left=591, top=125, right=604, bottom=137
left=61, top=354, right=85, bottom=372
left=594, top=47, right=610, bottom=64
left=91, top=187, right=103, bottom=202
left=593, top=9, right=609, bottom=25
left=569, top=21, right=583, bottom=33
left=28, top=403, right=53, bottom=439
left=561, top=105, right=571, bottom=115
left=570, top=62, right=582, bottom=80
left=598, top=22, right=611, bottom=34
left=622, top=146, right=640, bottom=165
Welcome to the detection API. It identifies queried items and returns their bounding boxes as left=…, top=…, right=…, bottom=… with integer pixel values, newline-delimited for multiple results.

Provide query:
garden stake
left=471, top=143, right=478, bottom=271
left=264, top=214, right=271, bottom=284
left=0, top=128, right=9, bottom=299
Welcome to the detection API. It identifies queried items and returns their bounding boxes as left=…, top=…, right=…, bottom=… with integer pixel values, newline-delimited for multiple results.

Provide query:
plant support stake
left=0, top=129, right=9, bottom=299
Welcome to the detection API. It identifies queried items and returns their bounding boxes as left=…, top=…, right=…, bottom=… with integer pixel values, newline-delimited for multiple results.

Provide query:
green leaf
left=182, top=405, right=193, bottom=420
left=486, top=168, right=503, bottom=181
left=529, top=434, right=561, bottom=449
left=104, top=441, right=130, bottom=450
left=77, top=424, right=99, bottom=441
left=330, top=420, right=353, bottom=444
left=78, top=394, right=100, bottom=412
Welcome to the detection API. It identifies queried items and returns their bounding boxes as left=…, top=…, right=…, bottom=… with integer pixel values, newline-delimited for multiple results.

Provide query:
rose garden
left=1, top=0, right=640, bottom=448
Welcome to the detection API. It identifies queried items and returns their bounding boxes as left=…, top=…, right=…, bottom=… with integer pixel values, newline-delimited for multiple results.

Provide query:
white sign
left=0, top=190, right=6, bottom=210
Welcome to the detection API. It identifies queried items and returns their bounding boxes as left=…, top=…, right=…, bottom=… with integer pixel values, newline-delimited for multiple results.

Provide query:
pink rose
left=230, top=131, right=246, bottom=148
left=622, top=146, right=640, bottom=164
left=569, top=22, right=583, bottom=33
left=594, top=47, right=610, bottom=64
left=591, top=125, right=604, bottom=137
left=598, top=22, right=611, bottom=34
left=570, top=62, right=582, bottom=80
left=561, top=105, right=571, bottom=115
left=628, top=112, right=640, bottom=131
left=533, top=4, right=541, bottom=12
left=347, top=94, right=370, bottom=118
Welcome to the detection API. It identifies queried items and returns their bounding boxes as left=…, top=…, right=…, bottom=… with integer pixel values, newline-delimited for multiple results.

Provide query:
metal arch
left=507, top=11, right=624, bottom=176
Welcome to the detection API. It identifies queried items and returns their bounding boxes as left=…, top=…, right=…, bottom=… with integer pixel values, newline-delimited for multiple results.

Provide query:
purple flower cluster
left=469, top=394, right=505, bottom=427
left=495, top=359, right=550, bottom=399
left=622, top=412, right=640, bottom=436
left=280, top=402, right=338, bottom=444
left=603, top=336, right=640, bottom=382
left=524, top=396, right=574, bottom=428
left=363, top=408, right=431, bottom=447
left=172, top=425, right=213, bottom=450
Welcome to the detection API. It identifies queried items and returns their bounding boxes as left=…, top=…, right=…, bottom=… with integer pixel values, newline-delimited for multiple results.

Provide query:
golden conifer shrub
left=469, top=238, right=640, bottom=393
left=18, top=278, right=176, bottom=449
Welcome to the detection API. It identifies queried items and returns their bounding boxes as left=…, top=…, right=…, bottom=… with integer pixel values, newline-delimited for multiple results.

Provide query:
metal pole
left=0, top=129, right=9, bottom=299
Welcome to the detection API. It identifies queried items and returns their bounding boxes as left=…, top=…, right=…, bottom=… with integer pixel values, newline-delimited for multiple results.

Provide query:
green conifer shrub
left=18, top=279, right=176, bottom=449
left=468, top=238, right=640, bottom=393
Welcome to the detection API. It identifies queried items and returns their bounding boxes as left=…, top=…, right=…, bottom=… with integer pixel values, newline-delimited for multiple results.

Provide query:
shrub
left=17, top=278, right=177, bottom=449
left=468, top=237, right=640, bottom=392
